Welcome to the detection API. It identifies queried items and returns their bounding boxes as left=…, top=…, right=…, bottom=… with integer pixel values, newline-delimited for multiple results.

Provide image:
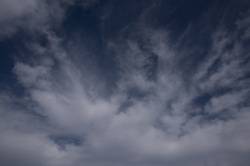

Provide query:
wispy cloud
left=0, top=1, right=250, bottom=166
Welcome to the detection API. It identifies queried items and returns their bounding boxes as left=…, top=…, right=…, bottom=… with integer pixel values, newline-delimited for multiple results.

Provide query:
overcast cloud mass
left=0, top=0, right=250, bottom=166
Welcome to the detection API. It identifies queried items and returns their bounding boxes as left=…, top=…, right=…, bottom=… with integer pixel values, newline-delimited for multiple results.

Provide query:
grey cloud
left=0, top=0, right=70, bottom=38
left=1, top=2, right=250, bottom=166
left=0, top=0, right=38, bottom=23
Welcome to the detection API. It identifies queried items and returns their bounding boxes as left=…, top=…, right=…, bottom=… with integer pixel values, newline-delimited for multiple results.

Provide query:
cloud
left=0, top=0, right=71, bottom=38
left=0, top=0, right=37, bottom=23
left=0, top=1, right=250, bottom=166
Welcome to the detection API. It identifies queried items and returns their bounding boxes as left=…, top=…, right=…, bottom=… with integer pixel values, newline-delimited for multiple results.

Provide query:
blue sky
left=0, top=0, right=250, bottom=166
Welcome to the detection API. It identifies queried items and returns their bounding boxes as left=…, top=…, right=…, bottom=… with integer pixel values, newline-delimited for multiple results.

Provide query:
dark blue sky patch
left=63, top=4, right=101, bottom=38
left=60, top=3, right=125, bottom=95
left=206, top=57, right=222, bottom=76
left=49, top=134, right=83, bottom=150
left=177, top=48, right=210, bottom=77
left=220, top=0, right=250, bottom=33
left=0, top=33, right=25, bottom=77
left=156, top=0, right=212, bottom=29
left=99, top=0, right=151, bottom=40
left=192, top=93, right=212, bottom=107
left=0, top=31, right=36, bottom=96
left=149, top=0, right=213, bottom=42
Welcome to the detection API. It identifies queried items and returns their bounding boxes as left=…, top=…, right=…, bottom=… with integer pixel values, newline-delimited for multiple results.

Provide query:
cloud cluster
left=0, top=1, right=250, bottom=166
left=0, top=0, right=74, bottom=38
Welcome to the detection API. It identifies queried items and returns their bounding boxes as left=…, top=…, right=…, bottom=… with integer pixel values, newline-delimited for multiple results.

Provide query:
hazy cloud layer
left=0, top=0, right=250, bottom=166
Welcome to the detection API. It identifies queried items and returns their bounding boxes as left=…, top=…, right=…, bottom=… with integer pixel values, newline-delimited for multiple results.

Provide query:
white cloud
left=0, top=0, right=70, bottom=38
left=1, top=2, right=250, bottom=166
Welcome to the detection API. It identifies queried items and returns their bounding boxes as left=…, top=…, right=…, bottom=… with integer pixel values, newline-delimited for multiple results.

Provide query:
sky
left=0, top=0, right=250, bottom=166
